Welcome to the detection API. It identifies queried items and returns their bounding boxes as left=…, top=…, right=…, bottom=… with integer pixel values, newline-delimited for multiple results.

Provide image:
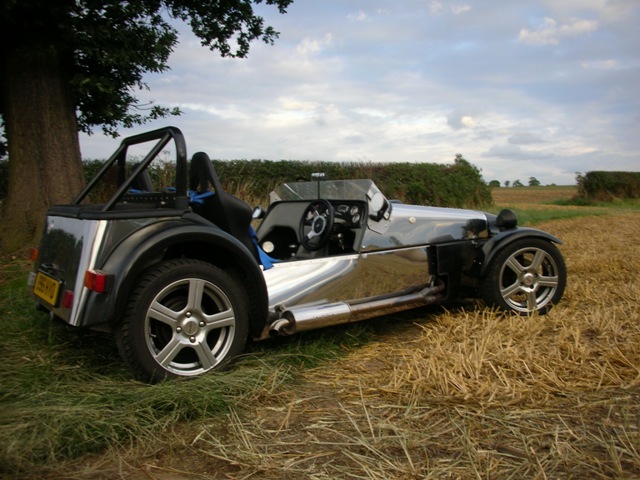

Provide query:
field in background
left=491, top=185, right=577, bottom=205
left=1, top=186, right=639, bottom=479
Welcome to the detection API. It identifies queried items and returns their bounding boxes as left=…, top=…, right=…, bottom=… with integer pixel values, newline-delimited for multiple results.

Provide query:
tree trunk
left=0, top=44, right=84, bottom=254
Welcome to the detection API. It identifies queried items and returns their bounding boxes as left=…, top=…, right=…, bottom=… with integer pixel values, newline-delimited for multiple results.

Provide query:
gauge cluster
left=335, top=202, right=365, bottom=227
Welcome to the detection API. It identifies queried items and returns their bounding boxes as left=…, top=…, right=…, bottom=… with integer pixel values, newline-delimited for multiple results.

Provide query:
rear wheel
left=116, top=259, right=248, bottom=383
left=481, top=239, right=566, bottom=315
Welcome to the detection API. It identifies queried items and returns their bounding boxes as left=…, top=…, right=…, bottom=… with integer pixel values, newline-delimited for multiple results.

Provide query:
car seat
left=188, top=152, right=258, bottom=260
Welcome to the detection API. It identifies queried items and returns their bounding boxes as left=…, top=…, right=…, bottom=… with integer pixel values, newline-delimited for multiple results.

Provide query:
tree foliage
left=0, top=0, right=292, bottom=252
left=1, top=0, right=293, bottom=139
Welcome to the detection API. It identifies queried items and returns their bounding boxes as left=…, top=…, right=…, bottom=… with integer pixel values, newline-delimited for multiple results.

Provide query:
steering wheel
left=298, top=200, right=334, bottom=251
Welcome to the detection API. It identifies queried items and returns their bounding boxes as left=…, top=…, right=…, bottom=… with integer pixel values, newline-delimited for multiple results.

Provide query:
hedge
left=2, top=155, right=492, bottom=209
left=576, top=171, right=640, bottom=201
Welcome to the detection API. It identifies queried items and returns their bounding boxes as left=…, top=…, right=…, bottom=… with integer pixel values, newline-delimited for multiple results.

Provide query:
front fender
left=82, top=220, right=269, bottom=336
left=480, top=227, right=563, bottom=276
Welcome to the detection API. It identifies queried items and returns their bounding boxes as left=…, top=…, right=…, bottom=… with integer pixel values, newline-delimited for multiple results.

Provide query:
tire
left=481, top=238, right=566, bottom=315
left=116, top=259, right=249, bottom=383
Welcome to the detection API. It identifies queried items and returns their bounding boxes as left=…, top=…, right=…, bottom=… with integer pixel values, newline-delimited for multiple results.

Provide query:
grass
left=487, top=185, right=640, bottom=225
left=0, top=266, right=372, bottom=475
left=1, top=185, right=640, bottom=478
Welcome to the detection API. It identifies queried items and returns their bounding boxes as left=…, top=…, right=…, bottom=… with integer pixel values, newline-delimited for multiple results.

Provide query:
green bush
left=1, top=155, right=493, bottom=209
left=576, top=171, right=640, bottom=201
left=211, top=154, right=491, bottom=208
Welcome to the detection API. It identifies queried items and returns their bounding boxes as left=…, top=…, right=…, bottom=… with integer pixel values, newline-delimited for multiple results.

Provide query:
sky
left=79, top=0, right=640, bottom=186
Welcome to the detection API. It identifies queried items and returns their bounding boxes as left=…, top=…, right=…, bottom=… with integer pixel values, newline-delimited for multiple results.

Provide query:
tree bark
left=0, top=44, right=84, bottom=254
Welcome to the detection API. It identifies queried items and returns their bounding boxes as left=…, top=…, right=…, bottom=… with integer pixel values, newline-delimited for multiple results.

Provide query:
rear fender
left=480, top=227, right=562, bottom=276
left=83, top=222, right=268, bottom=337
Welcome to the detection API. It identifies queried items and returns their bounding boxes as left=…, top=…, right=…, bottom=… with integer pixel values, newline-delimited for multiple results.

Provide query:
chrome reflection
left=363, top=204, right=488, bottom=251
left=263, top=246, right=432, bottom=319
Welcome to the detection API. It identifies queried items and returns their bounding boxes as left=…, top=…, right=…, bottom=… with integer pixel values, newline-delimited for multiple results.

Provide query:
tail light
left=62, top=290, right=74, bottom=309
left=84, top=270, right=113, bottom=293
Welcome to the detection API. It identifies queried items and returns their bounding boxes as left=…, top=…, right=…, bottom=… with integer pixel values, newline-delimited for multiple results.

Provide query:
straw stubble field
left=5, top=188, right=639, bottom=479
left=166, top=213, right=638, bottom=479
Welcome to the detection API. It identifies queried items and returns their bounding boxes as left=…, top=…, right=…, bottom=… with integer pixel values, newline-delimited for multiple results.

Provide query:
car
left=29, top=126, right=566, bottom=383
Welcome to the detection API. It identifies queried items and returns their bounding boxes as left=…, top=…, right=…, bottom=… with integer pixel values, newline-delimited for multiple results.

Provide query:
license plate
left=33, top=272, right=62, bottom=306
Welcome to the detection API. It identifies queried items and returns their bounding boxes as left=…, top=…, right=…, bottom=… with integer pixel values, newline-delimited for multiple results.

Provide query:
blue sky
left=80, top=0, right=640, bottom=186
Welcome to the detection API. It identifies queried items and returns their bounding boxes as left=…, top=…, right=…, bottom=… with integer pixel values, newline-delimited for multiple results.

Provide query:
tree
left=0, top=0, right=292, bottom=253
left=528, top=176, right=541, bottom=187
left=512, top=179, right=524, bottom=187
left=504, top=180, right=511, bottom=188
left=488, top=180, right=501, bottom=188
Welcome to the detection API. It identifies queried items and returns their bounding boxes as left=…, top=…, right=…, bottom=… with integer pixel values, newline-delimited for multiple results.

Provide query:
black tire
left=481, top=238, right=566, bottom=315
left=116, top=259, right=249, bottom=383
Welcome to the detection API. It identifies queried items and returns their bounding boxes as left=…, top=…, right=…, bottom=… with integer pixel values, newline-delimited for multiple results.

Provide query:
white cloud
left=447, top=112, right=477, bottom=130
left=348, top=10, right=368, bottom=22
left=508, top=132, right=544, bottom=145
left=518, top=17, right=598, bottom=45
left=452, top=5, right=472, bottom=15
left=429, top=1, right=443, bottom=15
left=77, top=0, right=640, bottom=186
left=580, top=59, right=619, bottom=70
left=296, top=33, right=333, bottom=56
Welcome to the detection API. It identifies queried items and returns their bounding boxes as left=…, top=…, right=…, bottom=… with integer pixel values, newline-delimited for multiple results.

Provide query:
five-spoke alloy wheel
left=481, top=238, right=566, bottom=315
left=117, top=259, right=248, bottom=383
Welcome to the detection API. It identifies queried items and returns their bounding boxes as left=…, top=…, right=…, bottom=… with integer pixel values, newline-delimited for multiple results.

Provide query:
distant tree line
left=488, top=177, right=542, bottom=188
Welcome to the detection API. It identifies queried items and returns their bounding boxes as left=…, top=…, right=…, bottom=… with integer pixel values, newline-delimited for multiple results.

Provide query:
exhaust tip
left=269, top=318, right=293, bottom=338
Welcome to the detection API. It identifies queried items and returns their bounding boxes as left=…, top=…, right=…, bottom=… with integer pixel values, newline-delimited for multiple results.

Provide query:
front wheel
left=116, top=259, right=249, bottom=383
left=481, top=239, right=566, bottom=315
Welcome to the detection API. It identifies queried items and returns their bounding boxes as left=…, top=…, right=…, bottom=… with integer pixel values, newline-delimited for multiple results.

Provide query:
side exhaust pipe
left=269, top=282, right=445, bottom=337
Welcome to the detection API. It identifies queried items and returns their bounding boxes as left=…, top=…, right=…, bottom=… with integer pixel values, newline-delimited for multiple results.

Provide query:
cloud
left=76, top=0, right=640, bottom=187
left=296, top=33, right=333, bottom=56
left=508, top=132, right=545, bottom=145
left=429, top=1, right=443, bottom=15
left=347, top=10, right=368, bottom=22
left=483, top=144, right=531, bottom=159
left=429, top=2, right=471, bottom=16
left=447, top=112, right=477, bottom=130
left=452, top=5, right=472, bottom=15
left=518, top=17, right=599, bottom=45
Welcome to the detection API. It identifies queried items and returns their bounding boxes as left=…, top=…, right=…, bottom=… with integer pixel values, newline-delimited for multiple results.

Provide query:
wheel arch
left=480, top=227, right=563, bottom=277
left=86, top=222, right=269, bottom=337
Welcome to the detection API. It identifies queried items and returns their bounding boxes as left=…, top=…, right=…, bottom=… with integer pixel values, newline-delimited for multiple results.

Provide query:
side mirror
left=252, top=206, right=266, bottom=220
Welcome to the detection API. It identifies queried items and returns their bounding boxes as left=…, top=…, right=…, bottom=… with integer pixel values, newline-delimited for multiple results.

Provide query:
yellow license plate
left=33, top=272, right=62, bottom=306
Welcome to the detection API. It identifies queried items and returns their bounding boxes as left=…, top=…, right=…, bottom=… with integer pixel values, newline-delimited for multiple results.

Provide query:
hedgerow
left=3, top=154, right=492, bottom=208
left=576, top=171, right=640, bottom=201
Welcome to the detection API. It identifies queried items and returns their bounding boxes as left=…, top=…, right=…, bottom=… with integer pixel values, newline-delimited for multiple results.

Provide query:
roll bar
left=72, top=126, right=189, bottom=211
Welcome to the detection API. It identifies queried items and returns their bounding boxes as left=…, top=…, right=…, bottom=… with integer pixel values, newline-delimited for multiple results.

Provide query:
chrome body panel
left=34, top=216, right=107, bottom=325
left=263, top=246, right=432, bottom=317
left=267, top=179, right=489, bottom=253
left=34, top=214, right=179, bottom=326
left=363, top=204, right=488, bottom=251
left=260, top=179, right=489, bottom=320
